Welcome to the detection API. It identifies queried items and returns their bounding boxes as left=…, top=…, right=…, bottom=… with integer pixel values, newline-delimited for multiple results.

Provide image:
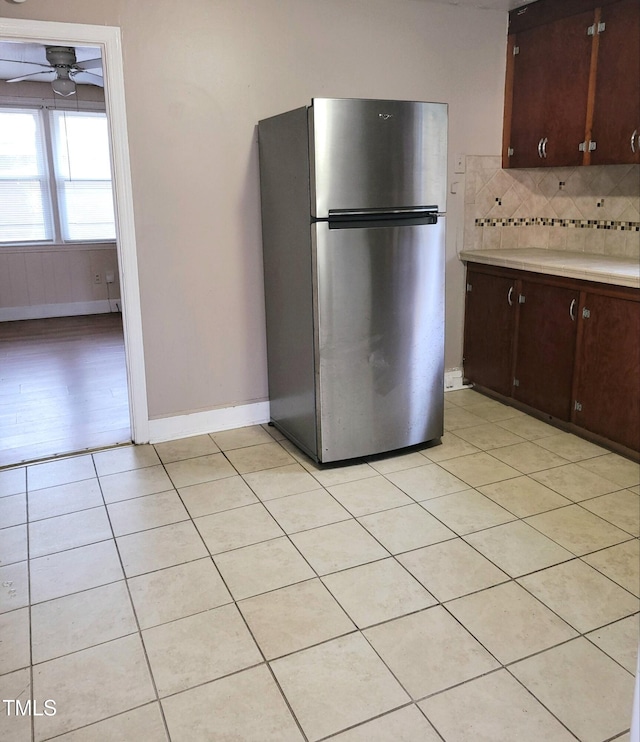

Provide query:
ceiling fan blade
left=70, top=70, right=104, bottom=87
left=7, top=70, right=54, bottom=83
left=0, top=58, right=50, bottom=69
left=74, top=57, right=102, bottom=72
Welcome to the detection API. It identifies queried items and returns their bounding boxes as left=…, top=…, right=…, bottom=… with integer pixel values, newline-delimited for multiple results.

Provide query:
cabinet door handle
left=537, top=138, right=544, bottom=158
left=570, top=298, right=576, bottom=321
left=632, top=129, right=638, bottom=153
left=542, top=137, right=548, bottom=158
left=508, top=286, right=514, bottom=306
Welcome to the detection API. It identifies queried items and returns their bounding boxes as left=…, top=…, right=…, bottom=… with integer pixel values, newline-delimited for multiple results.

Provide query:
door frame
left=0, top=17, right=149, bottom=443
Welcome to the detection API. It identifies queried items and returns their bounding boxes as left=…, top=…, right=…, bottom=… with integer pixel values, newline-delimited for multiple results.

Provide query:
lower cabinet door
left=573, top=293, right=640, bottom=452
left=513, top=280, right=579, bottom=420
left=463, top=268, right=516, bottom=397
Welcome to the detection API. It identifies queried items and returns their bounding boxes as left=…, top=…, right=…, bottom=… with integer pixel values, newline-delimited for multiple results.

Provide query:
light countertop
left=459, top=248, right=640, bottom=289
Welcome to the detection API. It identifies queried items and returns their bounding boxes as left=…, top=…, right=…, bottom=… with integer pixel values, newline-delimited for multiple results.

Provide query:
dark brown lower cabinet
left=463, top=268, right=516, bottom=397
left=573, top=293, right=640, bottom=452
left=462, top=262, right=640, bottom=458
left=514, top=281, right=579, bottom=420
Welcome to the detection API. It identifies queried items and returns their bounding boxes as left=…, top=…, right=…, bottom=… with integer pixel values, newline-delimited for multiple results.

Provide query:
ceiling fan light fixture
left=51, top=75, right=76, bottom=97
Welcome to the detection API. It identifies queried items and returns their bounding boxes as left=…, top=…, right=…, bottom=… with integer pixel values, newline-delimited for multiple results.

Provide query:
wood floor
left=0, top=314, right=131, bottom=468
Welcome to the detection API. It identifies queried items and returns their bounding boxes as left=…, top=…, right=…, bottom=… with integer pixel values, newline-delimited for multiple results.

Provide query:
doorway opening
left=0, top=19, right=148, bottom=467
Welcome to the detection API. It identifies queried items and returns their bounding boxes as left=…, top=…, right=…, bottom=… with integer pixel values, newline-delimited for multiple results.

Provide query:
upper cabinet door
left=309, top=98, right=448, bottom=218
left=590, top=0, right=640, bottom=165
left=507, top=11, right=594, bottom=168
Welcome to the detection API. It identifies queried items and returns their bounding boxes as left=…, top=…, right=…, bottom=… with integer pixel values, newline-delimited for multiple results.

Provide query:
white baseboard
left=0, top=300, right=119, bottom=322
left=444, top=368, right=469, bottom=391
left=148, top=401, right=270, bottom=444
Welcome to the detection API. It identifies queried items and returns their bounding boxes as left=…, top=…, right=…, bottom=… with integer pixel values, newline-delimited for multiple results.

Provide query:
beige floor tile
left=0, top=467, right=25, bottom=498
left=153, top=434, right=219, bottom=464
left=178, top=475, right=258, bottom=517
left=453, top=399, right=523, bottom=423
left=93, top=444, right=160, bottom=476
left=446, top=388, right=485, bottom=407
left=453, top=423, right=526, bottom=450
left=510, top=638, right=636, bottom=742
left=479, top=476, right=572, bottom=518
left=583, top=539, right=640, bottom=596
left=364, top=606, right=499, bottom=698
left=290, top=519, right=388, bottom=575
left=629, top=484, right=640, bottom=495
left=0, top=607, right=29, bottom=675
left=303, top=461, right=380, bottom=489
left=419, top=669, right=578, bottom=742
left=55, top=703, right=168, bottom=742
left=0, top=561, right=29, bottom=614
left=580, top=490, right=640, bottom=537
left=27, top=478, right=103, bottom=521
left=386, top=463, right=469, bottom=501
left=447, top=581, right=577, bottom=663
left=331, top=705, right=441, bottom=741
left=31, top=581, right=137, bottom=663
left=27, top=454, right=95, bottom=491
left=358, top=503, right=455, bottom=554
left=525, top=505, right=632, bottom=556
left=238, top=578, right=355, bottom=659
left=28, top=507, right=112, bottom=558
left=489, top=441, right=569, bottom=474
left=0, top=493, right=26, bottom=528
left=195, top=502, right=283, bottom=554
left=262, top=422, right=286, bottom=441
left=422, top=489, right=515, bottom=535
left=530, top=463, right=622, bottom=502
left=519, top=559, right=639, bottom=633
left=0, top=668, right=31, bottom=742
left=464, top=520, right=573, bottom=577
left=107, top=490, right=189, bottom=536
left=116, top=520, right=208, bottom=578
left=367, top=450, right=433, bottom=474
left=32, top=634, right=156, bottom=741
left=437, top=452, right=521, bottom=488
left=164, top=453, right=236, bottom=488
left=322, top=558, right=436, bottom=628
left=224, top=442, right=296, bottom=474
left=127, top=557, right=231, bottom=629
left=495, top=415, right=560, bottom=440
left=242, top=463, right=322, bottom=501
left=142, top=603, right=261, bottom=697
left=264, top=489, right=350, bottom=533
left=421, top=432, right=481, bottom=463
left=30, top=539, right=123, bottom=604
left=586, top=614, right=640, bottom=673
left=271, top=632, right=409, bottom=741
left=534, top=432, right=609, bottom=462
left=0, top=524, right=27, bottom=565
left=397, top=539, right=509, bottom=602
left=443, top=406, right=487, bottom=430
left=162, top=665, right=303, bottom=742
left=211, top=424, right=274, bottom=451
left=579, top=453, right=640, bottom=489
left=214, top=536, right=315, bottom=600
left=327, top=475, right=414, bottom=516
left=99, top=465, right=174, bottom=504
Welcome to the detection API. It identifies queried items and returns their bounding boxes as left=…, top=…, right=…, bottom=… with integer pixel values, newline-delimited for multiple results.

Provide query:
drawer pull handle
left=542, top=137, right=548, bottom=158
left=570, top=298, right=576, bottom=321
left=632, top=129, right=638, bottom=153
left=537, top=138, right=544, bottom=158
left=508, top=286, right=514, bottom=306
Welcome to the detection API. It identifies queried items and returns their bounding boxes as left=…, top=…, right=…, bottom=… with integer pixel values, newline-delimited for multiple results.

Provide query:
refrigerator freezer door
left=313, top=218, right=445, bottom=462
left=309, top=98, right=447, bottom=219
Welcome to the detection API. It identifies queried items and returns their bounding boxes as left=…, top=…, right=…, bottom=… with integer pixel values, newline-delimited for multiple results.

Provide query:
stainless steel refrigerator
left=258, top=97, right=447, bottom=463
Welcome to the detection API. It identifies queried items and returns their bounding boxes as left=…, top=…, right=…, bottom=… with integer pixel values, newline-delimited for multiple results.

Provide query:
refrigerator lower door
left=312, top=218, right=445, bottom=462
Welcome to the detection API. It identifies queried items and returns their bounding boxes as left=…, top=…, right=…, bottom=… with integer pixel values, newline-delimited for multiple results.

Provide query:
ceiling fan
left=0, top=46, right=103, bottom=97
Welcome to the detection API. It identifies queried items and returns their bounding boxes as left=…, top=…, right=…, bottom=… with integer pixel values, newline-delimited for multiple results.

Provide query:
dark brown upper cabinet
left=503, top=0, right=640, bottom=168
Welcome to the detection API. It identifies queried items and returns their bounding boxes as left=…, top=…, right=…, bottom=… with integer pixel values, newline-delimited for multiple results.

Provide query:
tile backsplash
left=463, top=156, right=640, bottom=258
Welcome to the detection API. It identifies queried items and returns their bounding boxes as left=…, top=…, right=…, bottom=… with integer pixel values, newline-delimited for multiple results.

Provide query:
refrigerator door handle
left=329, top=205, right=439, bottom=219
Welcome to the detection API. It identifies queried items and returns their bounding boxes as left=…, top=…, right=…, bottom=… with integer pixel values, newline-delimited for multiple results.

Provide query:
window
left=0, top=106, right=115, bottom=245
